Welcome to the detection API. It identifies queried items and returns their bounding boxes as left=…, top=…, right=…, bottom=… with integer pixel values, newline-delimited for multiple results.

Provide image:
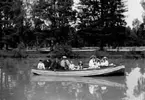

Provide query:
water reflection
left=0, top=59, right=31, bottom=100
left=0, top=68, right=31, bottom=100
left=123, top=67, right=145, bottom=100
left=1, top=67, right=145, bottom=100
left=1, top=58, right=145, bottom=100
left=28, top=76, right=125, bottom=100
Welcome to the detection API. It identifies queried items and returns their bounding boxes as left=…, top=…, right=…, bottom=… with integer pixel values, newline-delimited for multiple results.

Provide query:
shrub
left=12, top=42, right=27, bottom=58
left=51, top=44, right=77, bottom=58
left=95, top=50, right=109, bottom=58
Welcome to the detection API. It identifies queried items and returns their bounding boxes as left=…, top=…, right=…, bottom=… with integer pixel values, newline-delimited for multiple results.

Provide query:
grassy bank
left=0, top=49, right=145, bottom=59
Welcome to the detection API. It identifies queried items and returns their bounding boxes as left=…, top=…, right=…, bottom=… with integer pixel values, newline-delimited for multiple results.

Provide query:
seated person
left=43, top=58, right=52, bottom=70
left=74, top=61, right=83, bottom=70
left=95, top=58, right=100, bottom=69
left=78, top=61, right=83, bottom=70
left=69, top=61, right=76, bottom=70
left=50, top=57, right=62, bottom=71
left=60, top=56, right=70, bottom=70
left=101, top=57, right=109, bottom=67
left=96, top=58, right=101, bottom=68
left=89, top=55, right=96, bottom=68
left=37, top=60, right=45, bottom=70
left=100, top=59, right=105, bottom=66
left=89, top=55, right=99, bottom=69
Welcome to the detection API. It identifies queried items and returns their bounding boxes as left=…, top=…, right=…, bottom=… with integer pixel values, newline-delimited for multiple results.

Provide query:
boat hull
left=31, top=65, right=125, bottom=77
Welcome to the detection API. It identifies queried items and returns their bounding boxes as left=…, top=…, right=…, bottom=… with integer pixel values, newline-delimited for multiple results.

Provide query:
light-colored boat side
left=31, top=76, right=125, bottom=88
left=31, top=65, right=125, bottom=77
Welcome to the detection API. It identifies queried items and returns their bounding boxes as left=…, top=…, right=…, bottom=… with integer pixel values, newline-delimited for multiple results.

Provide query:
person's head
left=39, top=60, right=43, bottom=62
left=62, top=56, right=67, bottom=59
left=103, top=56, right=108, bottom=60
left=70, top=61, right=73, bottom=64
left=55, top=57, right=59, bottom=62
left=78, top=61, right=83, bottom=66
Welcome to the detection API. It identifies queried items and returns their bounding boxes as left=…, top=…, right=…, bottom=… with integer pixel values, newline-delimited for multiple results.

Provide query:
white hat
left=90, top=55, right=96, bottom=59
left=103, top=56, right=107, bottom=59
left=62, top=56, right=67, bottom=59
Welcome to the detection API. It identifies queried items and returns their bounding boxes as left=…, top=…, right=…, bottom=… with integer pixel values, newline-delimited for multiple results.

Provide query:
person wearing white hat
left=89, top=55, right=99, bottom=69
left=101, top=56, right=109, bottom=67
left=62, top=56, right=67, bottom=59
left=60, top=56, right=70, bottom=70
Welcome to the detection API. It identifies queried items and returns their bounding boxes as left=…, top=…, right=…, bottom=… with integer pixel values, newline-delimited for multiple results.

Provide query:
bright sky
left=73, top=0, right=144, bottom=28
left=125, top=0, right=144, bottom=27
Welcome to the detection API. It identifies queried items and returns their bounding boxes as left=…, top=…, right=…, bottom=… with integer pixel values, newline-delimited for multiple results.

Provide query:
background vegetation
left=0, top=0, right=145, bottom=52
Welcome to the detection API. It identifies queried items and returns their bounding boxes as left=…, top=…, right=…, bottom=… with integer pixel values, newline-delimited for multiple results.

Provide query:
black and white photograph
left=0, top=0, right=145, bottom=100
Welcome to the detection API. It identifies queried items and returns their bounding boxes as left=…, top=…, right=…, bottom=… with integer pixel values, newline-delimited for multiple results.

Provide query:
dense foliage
left=0, top=0, right=34, bottom=49
left=76, top=0, right=127, bottom=49
left=0, top=0, right=145, bottom=51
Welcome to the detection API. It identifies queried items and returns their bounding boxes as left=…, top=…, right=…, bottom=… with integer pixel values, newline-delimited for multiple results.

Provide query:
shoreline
left=0, top=49, right=145, bottom=59
left=26, top=46, right=145, bottom=52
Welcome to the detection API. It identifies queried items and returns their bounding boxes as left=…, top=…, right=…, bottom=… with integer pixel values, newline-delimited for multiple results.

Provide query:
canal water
left=0, top=58, right=145, bottom=100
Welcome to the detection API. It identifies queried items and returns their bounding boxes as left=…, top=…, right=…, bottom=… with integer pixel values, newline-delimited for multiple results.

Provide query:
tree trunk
left=99, top=40, right=104, bottom=51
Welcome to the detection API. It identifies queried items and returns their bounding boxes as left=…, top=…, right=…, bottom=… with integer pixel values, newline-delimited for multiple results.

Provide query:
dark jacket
left=43, top=59, right=52, bottom=69
left=50, top=59, right=65, bottom=71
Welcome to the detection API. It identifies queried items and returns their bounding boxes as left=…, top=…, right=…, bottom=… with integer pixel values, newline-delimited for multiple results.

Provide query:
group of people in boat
left=88, top=55, right=109, bottom=69
left=37, top=55, right=112, bottom=71
left=37, top=56, right=83, bottom=71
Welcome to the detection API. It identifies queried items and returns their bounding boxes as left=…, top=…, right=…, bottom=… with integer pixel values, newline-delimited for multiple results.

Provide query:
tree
left=0, top=0, right=18, bottom=49
left=0, top=0, right=33, bottom=49
left=76, top=0, right=127, bottom=49
left=132, top=18, right=141, bottom=32
left=31, top=0, right=77, bottom=45
left=135, top=0, right=145, bottom=45
left=141, top=0, right=145, bottom=23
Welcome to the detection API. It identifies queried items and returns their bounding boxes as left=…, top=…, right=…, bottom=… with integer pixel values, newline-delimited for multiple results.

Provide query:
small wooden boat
left=31, top=65, right=125, bottom=77
left=31, top=76, right=125, bottom=88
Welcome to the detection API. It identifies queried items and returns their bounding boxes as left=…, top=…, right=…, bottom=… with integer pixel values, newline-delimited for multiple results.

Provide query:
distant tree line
left=126, top=18, right=145, bottom=46
left=0, top=0, right=145, bottom=50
